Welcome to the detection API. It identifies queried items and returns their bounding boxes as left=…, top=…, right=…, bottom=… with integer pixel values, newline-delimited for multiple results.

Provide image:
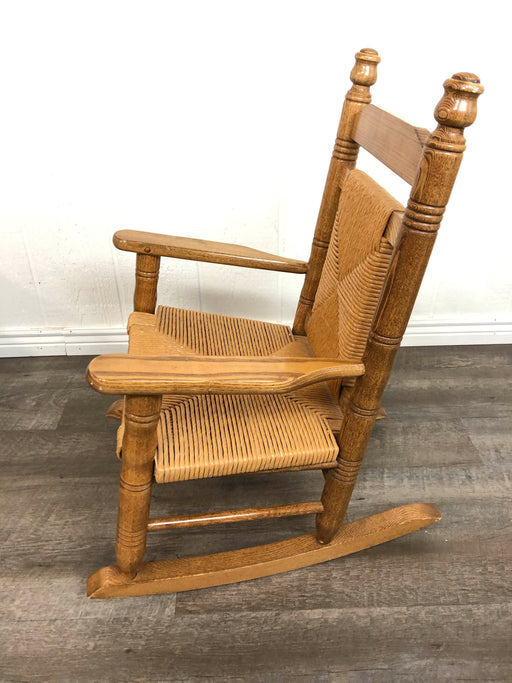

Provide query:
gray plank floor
left=0, top=346, right=511, bottom=682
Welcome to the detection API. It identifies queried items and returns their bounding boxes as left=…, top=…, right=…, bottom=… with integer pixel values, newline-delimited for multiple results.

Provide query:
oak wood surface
left=115, top=395, right=161, bottom=576
left=114, top=230, right=309, bottom=274
left=316, top=71, right=483, bottom=543
left=87, top=354, right=364, bottom=395
left=147, top=501, right=324, bottom=531
left=133, top=253, right=160, bottom=314
left=83, top=53, right=484, bottom=601
left=353, top=104, right=430, bottom=184
left=88, top=49, right=483, bottom=597
left=293, top=48, right=381, bottom=334
left=87, top=503, right=441, bottom=598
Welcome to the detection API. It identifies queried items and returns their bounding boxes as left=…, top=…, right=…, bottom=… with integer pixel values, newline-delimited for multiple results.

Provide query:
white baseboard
left=0, top=328, right=129, bottom=358
left=400, top=321, right=512, bottom=347
left=0, top=321, right=511, bottom=358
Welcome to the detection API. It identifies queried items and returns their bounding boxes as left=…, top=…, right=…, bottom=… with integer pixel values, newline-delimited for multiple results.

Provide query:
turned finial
left=434, top=72, right=484, bottom=129
left=347, top=48, right=380, bottom=103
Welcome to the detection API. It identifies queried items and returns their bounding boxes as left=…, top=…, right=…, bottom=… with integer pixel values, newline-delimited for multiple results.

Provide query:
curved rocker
left=88, top=503, right=440, bottom=598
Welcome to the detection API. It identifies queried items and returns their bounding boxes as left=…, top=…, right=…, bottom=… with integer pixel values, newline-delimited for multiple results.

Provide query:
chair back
left=306, top=170, right=403, bottom=363
left=293, top=52, right=483, bottom=403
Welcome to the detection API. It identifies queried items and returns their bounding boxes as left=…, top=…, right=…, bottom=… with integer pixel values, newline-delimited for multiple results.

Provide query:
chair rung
left=147, top=502, right=324, bottom=531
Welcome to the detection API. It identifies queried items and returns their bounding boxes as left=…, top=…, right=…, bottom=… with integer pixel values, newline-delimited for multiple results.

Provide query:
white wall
left=1, top=0, right=510, bottom=356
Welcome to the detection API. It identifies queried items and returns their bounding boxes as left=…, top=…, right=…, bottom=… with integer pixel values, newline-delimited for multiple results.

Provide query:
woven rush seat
left=124, top=306, right=343, bottom=482
left=117, top=171, right=404, bottom=483
left=155, top=393, right=339, bottom=482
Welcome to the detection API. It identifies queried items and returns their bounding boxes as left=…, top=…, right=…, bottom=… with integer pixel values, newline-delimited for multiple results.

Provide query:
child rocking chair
left=85, top=49, right=483, bottom=598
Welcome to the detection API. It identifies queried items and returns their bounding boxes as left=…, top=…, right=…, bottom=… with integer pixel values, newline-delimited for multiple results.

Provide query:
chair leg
left=114, top=395, right=161, bottom=577
left=316, top=401, right=376, bottom=544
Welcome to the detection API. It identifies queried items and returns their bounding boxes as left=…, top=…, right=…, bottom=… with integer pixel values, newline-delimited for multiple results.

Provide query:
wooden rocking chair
left=86, top=49, right=483, bottom=598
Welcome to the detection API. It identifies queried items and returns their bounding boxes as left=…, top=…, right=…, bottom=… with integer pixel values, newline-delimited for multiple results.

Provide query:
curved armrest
left=87, top=354, right=364, bottom=396
left=113, top=230, right=308, bottom=274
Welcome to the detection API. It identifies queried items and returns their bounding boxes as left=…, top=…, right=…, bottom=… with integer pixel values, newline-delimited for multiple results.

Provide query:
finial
left=434, top=72, right=484, bottom=129
left=347, top=48, right=380, bottom=103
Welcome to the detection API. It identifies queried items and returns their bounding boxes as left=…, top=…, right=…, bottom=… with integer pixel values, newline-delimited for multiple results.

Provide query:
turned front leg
left=116, top=395, right=162, bottom=577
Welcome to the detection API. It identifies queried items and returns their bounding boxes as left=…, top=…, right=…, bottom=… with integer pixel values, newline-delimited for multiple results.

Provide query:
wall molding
left=400, top=320, right=512, bottom=347
left=0, top=328, right=129, bottom=357
left=1, top=320, right=511, bottom=358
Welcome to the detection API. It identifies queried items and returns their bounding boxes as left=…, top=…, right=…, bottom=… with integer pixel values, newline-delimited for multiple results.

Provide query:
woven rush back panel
left=306, top=170, right=403, bottom=361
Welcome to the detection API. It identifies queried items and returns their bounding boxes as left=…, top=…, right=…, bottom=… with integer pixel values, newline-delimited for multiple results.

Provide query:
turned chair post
left=134, top=252, right=161, bottom=313
left=316, top=73, right=484, bottom=544
left=293, top=48, right=380, bottom=335
left=115, top=394, right=162, bottom=576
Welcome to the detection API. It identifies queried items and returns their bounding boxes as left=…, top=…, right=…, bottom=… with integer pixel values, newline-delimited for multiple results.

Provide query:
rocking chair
left=86, top=49, right=483, bottom=598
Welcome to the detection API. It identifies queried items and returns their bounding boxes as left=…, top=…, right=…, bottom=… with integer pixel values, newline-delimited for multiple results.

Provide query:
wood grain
left=86, top=354, right=364, bottom=395
left=114, top=230, right=308, bottom=274
left=294, top=48, right=381, bottom=334
left=115, top=395, right=161, bottom=576
left=147, top=501, right=324, bottom=531
left=317, top=72, right=483, bottom=543
left=354, top=104, right=430, bottom=183
left=87, top=503, right=441, bottom=597
left=84, top=57, right=484, bottom=599
left=133, top=252, right=160, bottom=313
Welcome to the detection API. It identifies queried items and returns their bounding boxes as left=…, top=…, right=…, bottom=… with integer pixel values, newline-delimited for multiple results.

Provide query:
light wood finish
left=87, top=503, right=441, bottom=597
left=147, top=501, right=324, bottom=531
left=115, top=395, right=161, bottom=577
left=293, top=48, right=380, bottom=334
left=133, top=253, right=160, bottom=313
left=316, top=72, right=484, bottom=543
left=87, top=354, right=364, bottom=396
left=115, top=230, right=308, bottom=274
left=354, top=104, right=431, bottom=184
left=84, top=51, right=483, bottom=598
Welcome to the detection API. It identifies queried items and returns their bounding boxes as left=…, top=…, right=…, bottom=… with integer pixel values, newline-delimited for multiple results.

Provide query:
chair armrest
left=86, top=355, right=364, bottom=396
left=113, top=230, right=308, bottom=274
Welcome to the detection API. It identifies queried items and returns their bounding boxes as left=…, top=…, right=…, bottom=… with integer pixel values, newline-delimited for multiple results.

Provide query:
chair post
left=293, top=48, right=380, bottom=335
left=134, top=253, right=161, bottom=313
left=115, top=394, right=162, bottom=577
left=316, top=73, right=484, bottom=544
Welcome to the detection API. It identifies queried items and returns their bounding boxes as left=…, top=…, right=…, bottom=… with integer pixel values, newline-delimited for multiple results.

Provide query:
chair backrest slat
left=353, top=104, right=430, bottom=184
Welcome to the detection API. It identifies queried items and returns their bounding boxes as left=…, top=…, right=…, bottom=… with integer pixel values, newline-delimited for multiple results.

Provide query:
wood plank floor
left=0, top=346, right=511, bottom=682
